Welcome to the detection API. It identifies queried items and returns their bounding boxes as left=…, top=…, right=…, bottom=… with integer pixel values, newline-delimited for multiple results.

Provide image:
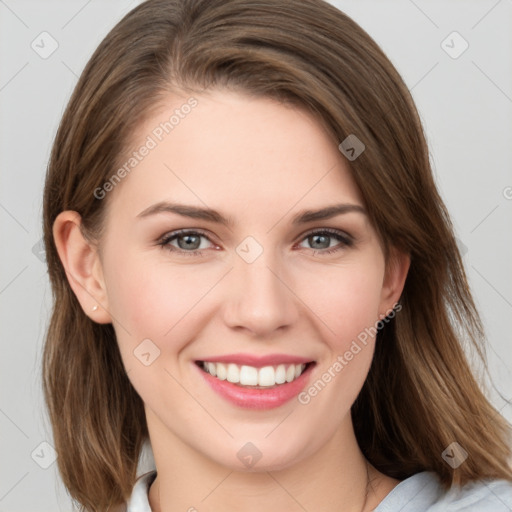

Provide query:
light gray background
left=1, top=1, right=511, bottom=510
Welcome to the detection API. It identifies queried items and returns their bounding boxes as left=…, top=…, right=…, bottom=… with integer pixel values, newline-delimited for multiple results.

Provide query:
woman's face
left=95, top=89, right=407, bottom=471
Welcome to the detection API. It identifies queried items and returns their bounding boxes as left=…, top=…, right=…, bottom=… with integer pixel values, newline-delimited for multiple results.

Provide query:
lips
left=199, top=353, right=313, bottom=367
left=195, top=353, right=316, bottom=409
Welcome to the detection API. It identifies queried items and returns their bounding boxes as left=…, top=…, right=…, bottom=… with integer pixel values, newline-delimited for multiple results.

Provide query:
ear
left=378, top=246, right=410, bottom=319
left=52, top=211, right=112, bottom=324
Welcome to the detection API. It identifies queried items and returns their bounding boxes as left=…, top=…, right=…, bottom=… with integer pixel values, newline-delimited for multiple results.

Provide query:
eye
left=157, top=229, right=217, bottom=257
left=296, top=228, right=353, bottom=256
left=157, top=228, right=353, bottom=257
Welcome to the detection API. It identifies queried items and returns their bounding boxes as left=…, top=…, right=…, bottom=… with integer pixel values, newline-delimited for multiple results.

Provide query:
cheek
left=101, top=249, right=203, bottom=397
left=103, top=248, right=212, bottom=335
left=293, top=257, right=384, bottom=412
left=296, top=257, right=384, bottom=348
left=295, top=268, right=381, bottom=427
left=102, top=248, right=229, bottom=379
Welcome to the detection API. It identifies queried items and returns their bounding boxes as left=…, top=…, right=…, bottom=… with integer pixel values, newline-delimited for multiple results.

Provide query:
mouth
left=194, top=353, right=316, bottom=409
left=195, top=360, right=314, bottom=389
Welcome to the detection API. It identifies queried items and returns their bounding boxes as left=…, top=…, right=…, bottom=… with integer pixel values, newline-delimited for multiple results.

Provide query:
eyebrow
left=136, top=201, right=366, bottom=226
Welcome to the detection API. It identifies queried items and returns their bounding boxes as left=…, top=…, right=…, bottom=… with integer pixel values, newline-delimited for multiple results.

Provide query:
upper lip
left=197, top=353, right=314, bottom=368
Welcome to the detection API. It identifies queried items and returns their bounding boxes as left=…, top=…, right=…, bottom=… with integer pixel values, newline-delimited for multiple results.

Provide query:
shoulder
left=441, top=477, right=512, bottom=511
left=124, top=470, right=512, bottom=512
left=375, top=471, right=512, bottom=511
left=125, top=470, right=157, bottom=512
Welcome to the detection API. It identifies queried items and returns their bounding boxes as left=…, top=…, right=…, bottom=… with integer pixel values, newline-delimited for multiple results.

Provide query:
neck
left=147, top=413, right=397, bottom=512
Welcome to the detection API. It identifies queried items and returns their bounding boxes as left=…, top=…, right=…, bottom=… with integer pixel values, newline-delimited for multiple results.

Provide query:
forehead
left=106, top=89, right=365, bottom=220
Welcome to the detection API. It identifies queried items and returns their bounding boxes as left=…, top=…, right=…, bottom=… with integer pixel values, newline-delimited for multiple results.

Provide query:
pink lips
left=195, top=353, right=315, bottom=410
left=200, top=353, right=312, bottom=367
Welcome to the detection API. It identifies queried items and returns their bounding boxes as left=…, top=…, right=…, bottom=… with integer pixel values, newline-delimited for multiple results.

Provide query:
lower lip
left=196, top=363, right=314, bottom=410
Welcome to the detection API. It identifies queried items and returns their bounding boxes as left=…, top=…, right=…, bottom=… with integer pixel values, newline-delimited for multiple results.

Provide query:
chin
left=205, top=435, right=318, bottom=474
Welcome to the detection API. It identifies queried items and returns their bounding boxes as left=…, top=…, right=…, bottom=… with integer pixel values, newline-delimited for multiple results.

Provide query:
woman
left=42, top=0, right=512, bottom=511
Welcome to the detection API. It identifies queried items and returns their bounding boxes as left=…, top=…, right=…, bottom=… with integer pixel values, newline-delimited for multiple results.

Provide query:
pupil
left=312, top=234, right=329, bottom=249
left=180, top=235, right=199, bottom=250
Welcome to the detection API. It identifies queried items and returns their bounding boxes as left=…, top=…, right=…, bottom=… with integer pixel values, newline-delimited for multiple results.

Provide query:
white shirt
left=124, top=469, right=512, bottom=511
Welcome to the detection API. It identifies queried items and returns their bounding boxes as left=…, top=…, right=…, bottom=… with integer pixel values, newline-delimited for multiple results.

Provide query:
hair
left=42, top=0, right=512, bottom=510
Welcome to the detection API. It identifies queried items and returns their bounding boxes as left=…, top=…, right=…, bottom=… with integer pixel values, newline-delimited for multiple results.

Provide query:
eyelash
left=157, top=228, right=353, bottom=257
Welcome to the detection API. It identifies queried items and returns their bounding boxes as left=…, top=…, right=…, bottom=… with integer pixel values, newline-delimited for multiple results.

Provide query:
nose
left=222, top=246, right=299, bottom=337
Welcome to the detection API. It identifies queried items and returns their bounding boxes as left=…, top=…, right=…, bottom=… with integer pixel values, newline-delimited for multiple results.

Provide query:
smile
left=198, top=361, right=309, bottom=388
left=195, top=357, right=316, bottom=410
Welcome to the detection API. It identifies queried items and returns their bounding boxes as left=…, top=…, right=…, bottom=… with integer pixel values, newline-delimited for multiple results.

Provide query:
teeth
left=201, top=361, right=307, bottom=387
left=216, top=363, right=227, bottom=380
left=275, top=364, right=286, bottom=384
left=240, top=365, right=258, bottom=385
left=226, top=363, right=239, bottom=383
left=258, top=366, right=275, bottom=386
left=207, top=362, right=216, bottom=377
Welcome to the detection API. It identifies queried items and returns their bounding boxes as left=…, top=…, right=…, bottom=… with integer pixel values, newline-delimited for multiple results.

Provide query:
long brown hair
left=42, top=0, right=512, bottom=510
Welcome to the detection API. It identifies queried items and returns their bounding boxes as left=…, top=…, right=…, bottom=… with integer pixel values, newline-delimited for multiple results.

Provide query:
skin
left=54, top=89, right=410, bottom=511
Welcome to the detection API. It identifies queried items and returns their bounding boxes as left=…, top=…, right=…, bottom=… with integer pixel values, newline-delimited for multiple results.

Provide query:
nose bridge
left=224, top=235, right=298, bottom=334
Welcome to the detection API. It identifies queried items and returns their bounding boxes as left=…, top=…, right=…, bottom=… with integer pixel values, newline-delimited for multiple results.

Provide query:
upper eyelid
left=158, top=228, right=215, bottom=244
left=158, top=227, right=353, bottom=247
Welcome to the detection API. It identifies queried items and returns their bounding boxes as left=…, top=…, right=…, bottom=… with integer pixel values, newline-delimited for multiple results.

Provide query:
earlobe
left=379, top=247, right=410, bottom=318
left=52, top=211, right=112, bottom=324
